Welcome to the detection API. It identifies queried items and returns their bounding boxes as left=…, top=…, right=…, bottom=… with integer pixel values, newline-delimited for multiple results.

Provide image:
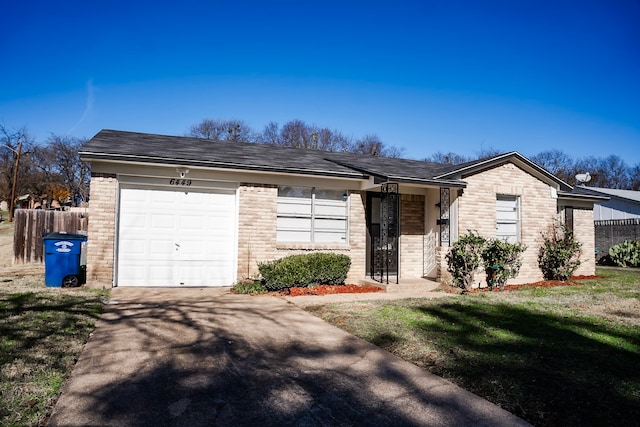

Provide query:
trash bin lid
left=43, top=232, right=88, bottom=240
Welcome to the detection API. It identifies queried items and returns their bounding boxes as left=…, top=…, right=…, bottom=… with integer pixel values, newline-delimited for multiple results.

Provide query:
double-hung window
left=277, top=187, right=348, bottom=243
left=496, top=194, right=520, bottom=243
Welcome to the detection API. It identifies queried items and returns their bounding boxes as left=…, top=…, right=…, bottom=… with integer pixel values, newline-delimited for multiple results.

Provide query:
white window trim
left=496, top=194, right=521, bottom=243
left=277, top=187, right=349, bottom=244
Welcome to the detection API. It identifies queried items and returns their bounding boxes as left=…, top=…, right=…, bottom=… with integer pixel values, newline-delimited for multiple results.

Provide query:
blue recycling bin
left=43, top=232, right=87, bottom=287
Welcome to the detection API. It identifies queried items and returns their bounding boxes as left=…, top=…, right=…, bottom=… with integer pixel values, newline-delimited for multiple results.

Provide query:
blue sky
left=1, top=0, right=639, bottom=164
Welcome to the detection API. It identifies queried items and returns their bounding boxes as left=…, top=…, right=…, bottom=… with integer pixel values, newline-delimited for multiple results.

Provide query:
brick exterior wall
left=573, top=208, right=596, bottom=276
left=236, top=188, right=367, bottom=283
left=436, top=246, right=452, bottom=285
left=236, top=184, right=278, bottom=280
left=85, top=162, right=595, bottom=288
left=85, top=175, right=117, bottom=289
left=457, top=163, right=557, bottom=285
left=400, top=194, right=425, bottom=278
left=346, top=191, right=367, bottom=280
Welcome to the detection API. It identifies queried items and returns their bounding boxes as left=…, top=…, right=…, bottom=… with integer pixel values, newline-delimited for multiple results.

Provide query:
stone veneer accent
left=400, top=194, right=425, bottom=278
left=457, top=163, right=558, bottom=285
left=85, top=175, right=117, bottom=289
left=236, top=187, right=367, bottom=282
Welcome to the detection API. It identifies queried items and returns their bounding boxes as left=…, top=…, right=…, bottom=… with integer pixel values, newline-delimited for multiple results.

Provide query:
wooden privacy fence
left=13, top=210, right=89, bottom=264
left=594, top=218, right=640, bottom=261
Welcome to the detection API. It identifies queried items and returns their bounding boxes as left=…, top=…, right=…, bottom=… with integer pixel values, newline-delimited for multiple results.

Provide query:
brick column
left=86, top=174, right=117, bottom=289
left=236, top=184, right=278, bottom=280
left=573, top=208, right=596, bottom=276
left=400, top=194, right=425, bottom=278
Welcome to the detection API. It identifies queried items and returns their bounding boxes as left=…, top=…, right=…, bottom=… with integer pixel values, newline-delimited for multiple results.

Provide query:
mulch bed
left=466, top=275, right=606, bottom=293
left=282, top=284, right=384, bottom=296
left=279, top=275, right=607, bottom=297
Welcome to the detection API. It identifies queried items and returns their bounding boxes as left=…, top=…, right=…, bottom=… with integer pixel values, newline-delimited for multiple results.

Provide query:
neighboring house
left=80, top=129, right=601, bottom=289
left=572, top=186, right=640, bottom=220
left=573, top=186, right=640, bottom=261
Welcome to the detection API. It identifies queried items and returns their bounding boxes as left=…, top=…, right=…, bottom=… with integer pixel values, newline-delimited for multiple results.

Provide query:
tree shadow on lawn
left=409, top=302, right=640, bottom=427
left=0, top=292, right=104, bottom=368
left=47, top=293, right=528, bottom=427
left=0, top=291, right=106, bottom=425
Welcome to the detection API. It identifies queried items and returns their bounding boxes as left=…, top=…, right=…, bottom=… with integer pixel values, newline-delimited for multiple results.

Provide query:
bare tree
left=32, top=135, right=91, bottom=206
left=261, top=120, right=353, bottom=153
left=573, top=156, right=606, bottom=187
left=257, top=121, right=280, bottom=145
left=424, top=151, right=469, bottom=165
left=188, top=118, right=257, bottom=142
left=350, top=134, right=403, bottom=157
left=313, top=127, right=351, bottom=152
left=0, top=125, right=36, bottom=209
left=279, top=119, right=313, bottom=148
left=599, top=155, right=630, bottom=189
left=531, top=150, right=577, bottom=184
left=474, top=146, right=503, bottom=160
left=630, top=164, right=640, bottom=191
left=192, top=118, right=403, bottom=157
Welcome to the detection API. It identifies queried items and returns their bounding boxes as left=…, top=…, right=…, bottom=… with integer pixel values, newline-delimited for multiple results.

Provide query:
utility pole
left=6, top=140, right=22, bottom=222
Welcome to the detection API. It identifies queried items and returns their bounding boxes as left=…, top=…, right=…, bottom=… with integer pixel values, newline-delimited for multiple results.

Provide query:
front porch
left=364, top=183, right=455, bottom=286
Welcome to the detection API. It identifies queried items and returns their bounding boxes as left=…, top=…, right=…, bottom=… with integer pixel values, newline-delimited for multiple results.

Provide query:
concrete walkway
left=48, top=288, right=529, bottom=427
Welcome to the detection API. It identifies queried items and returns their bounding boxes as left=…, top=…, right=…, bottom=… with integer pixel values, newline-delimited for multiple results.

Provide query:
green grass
left=307, top=268, right=640, bottom=427
left=0, top=288, right=109, bottom=427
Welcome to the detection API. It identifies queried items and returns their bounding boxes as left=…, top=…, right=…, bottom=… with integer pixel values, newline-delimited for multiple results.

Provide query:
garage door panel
left=117, top=187, right=237, bottom=287
left=151, top=190, right=178, bottom=203
left=151, top=213, right=176, bottom=229
left=178, top=215, right=204, bottom=230
left=149, top=239, right=175, bottom=257
left=117, top=261, right=175, bottom=286
left=120, top=212, right=147, bottom=226
left=175, top=261, right=235, bottom=286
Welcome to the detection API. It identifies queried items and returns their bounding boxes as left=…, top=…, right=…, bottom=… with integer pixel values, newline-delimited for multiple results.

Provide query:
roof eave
left=557, top=192, right=609, bottom=203
left=434, top=152, right=573, bottom=191
left=573, top=187, right=640, bottom=204
left=383, top=175, right=467, bottom=188
left=80, top=152, right=367, bottom=180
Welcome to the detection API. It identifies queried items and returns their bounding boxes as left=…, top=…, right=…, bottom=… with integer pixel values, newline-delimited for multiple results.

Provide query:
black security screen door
left=368, top=183, right=399, bottom=284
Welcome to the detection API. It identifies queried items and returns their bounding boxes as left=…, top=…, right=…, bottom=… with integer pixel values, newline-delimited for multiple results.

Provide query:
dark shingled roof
left=80, top=130, right=362, bottom=179
left=81, top=129, right=468, bottom=186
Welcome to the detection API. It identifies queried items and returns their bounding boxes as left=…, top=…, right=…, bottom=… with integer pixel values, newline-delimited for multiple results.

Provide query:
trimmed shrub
left=609, top=240, right=640, bottom=268
left=538, top=221, right=582, bottom=280
left=232, top=280, right=268, bottom=294
left=258, top=253, right=351, bottom=291
left=446, top=231, right=486, bottom=291
left=481, top=239, right=527, bottom=290
left=447, top=231, right=527, bottom=291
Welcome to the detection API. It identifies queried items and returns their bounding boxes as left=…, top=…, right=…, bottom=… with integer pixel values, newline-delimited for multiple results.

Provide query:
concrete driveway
left=48, top=288, right=530, bottom=427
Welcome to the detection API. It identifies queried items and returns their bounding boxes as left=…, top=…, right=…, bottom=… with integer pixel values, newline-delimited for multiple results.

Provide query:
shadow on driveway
left=48, top=288, right=529, bottom=426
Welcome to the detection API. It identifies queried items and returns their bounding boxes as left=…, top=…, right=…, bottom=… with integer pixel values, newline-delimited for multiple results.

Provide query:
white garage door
left=117, top=186, right=237, bottom=287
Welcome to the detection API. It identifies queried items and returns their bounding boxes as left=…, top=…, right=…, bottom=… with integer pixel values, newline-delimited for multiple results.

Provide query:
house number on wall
left=169, top=179, right=192, bottom=186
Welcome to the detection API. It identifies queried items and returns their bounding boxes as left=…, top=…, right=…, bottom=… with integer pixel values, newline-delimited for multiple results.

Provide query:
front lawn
left=0, top=288, right=108, bottom=427
left=0, top=221, right=108, bottom=427
left=306, top=268, right=640, bottom=427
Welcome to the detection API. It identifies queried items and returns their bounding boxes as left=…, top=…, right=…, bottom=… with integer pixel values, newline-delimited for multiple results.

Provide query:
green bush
left=481, top=239, right=527, bottom=290
left=538, top=221, right=582, bottom=280
left=258, top=252, right=351, bottom=291
left=232, top=280, right=268, bottom=294
left=447, top=231, right=527, bottom=291
left=446, top=231, right=486, bottom=291
left=609, top=240, right=640, bottom=268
